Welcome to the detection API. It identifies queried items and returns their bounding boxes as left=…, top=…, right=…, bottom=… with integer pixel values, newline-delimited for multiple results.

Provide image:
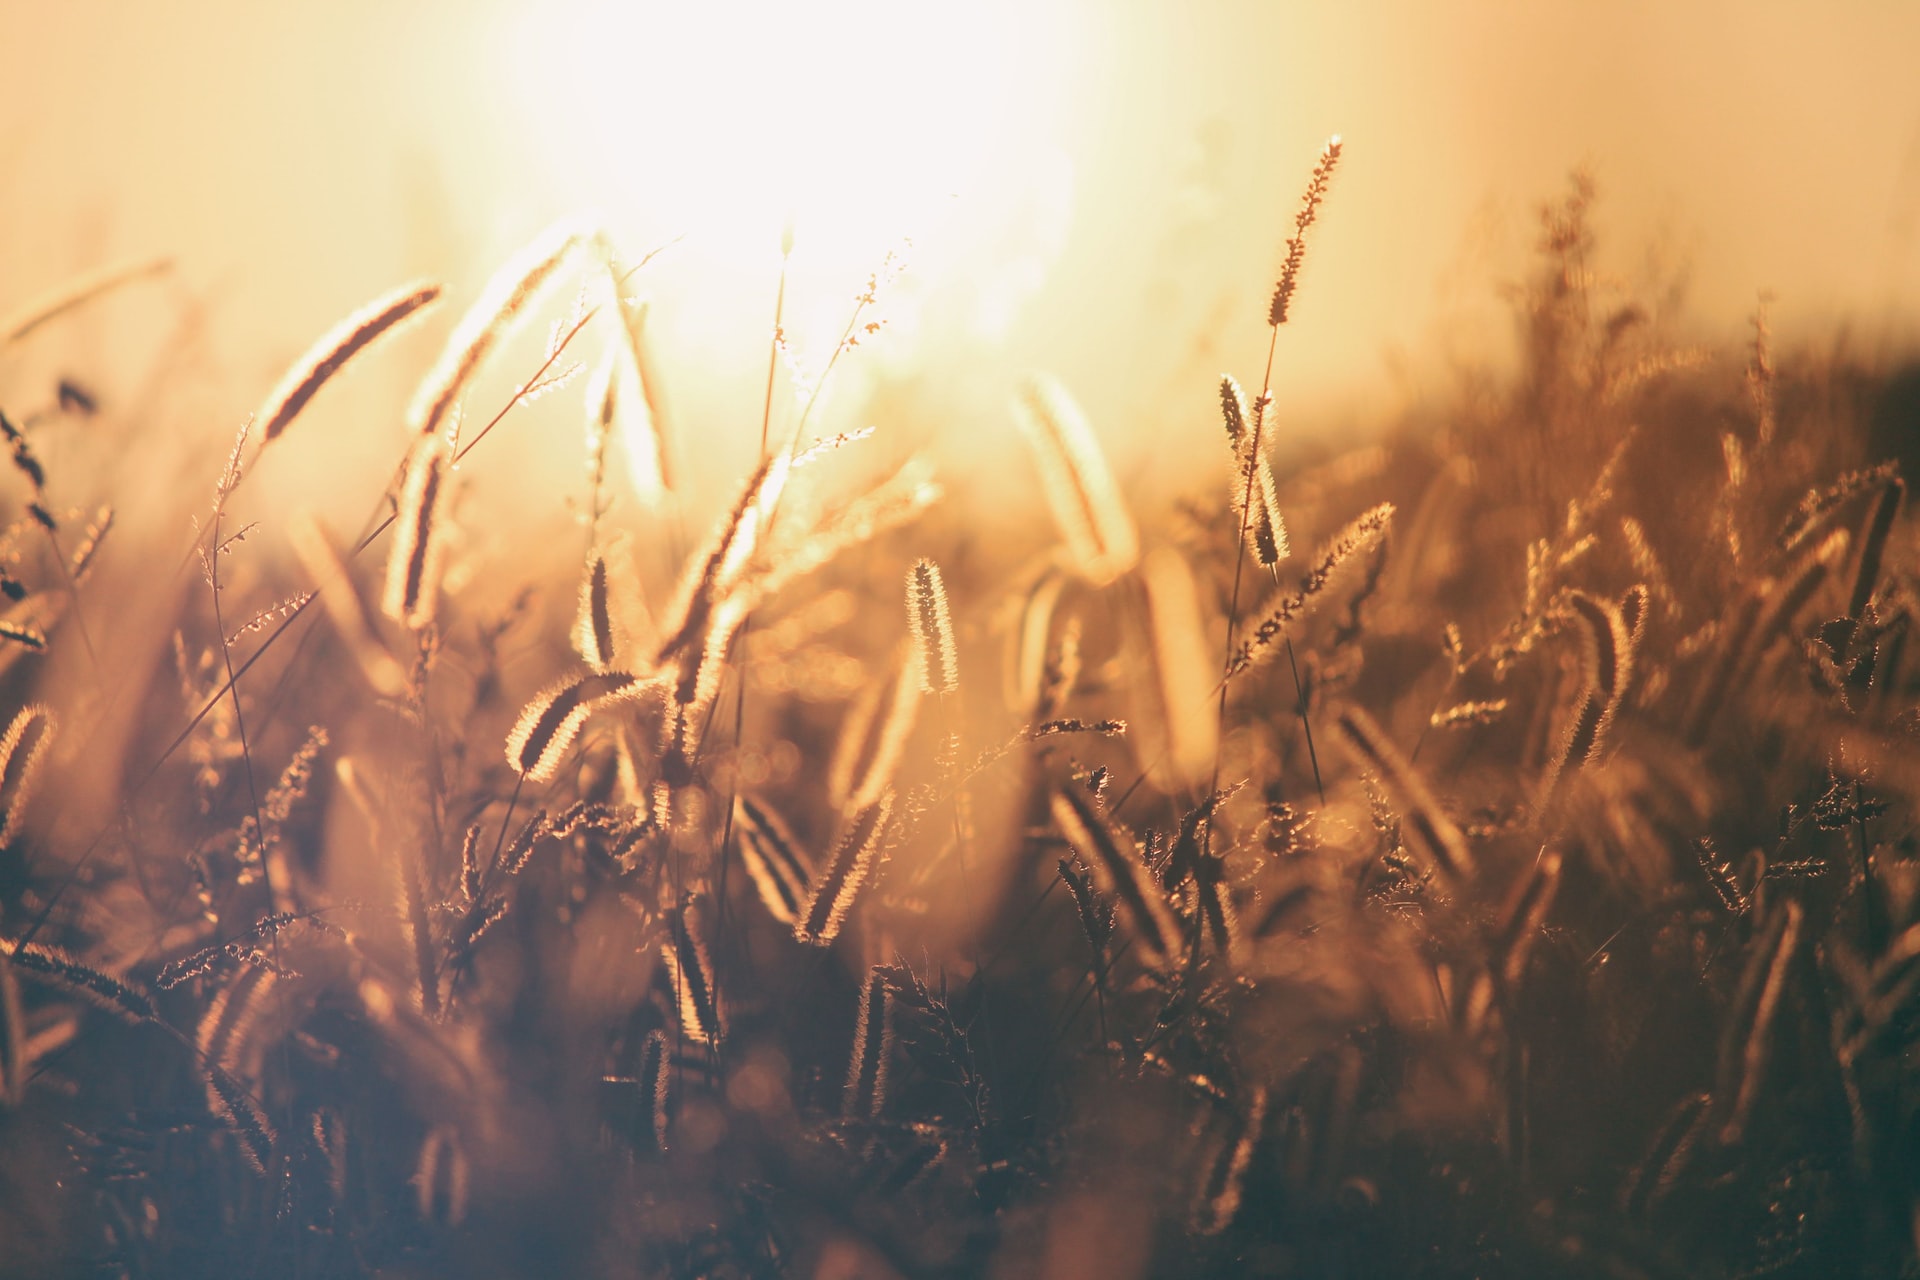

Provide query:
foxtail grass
left=255, top=281, right=440, bottom=443
left=1012, top=374, right=1139, bottom=586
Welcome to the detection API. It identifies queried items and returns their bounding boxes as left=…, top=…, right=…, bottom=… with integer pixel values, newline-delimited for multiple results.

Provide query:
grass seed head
left=1011, top=373, right=1139, bottom=586
left=408, top=217, right=594, bottom=439
left=907, top=557, right=959, bottom=696
left=257, top=280, right=440, bottom=443
left=382, top=433, right=451, bottom=631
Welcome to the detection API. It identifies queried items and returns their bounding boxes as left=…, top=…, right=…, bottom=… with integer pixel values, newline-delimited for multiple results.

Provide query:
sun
left=500, top=0, right=1073, bottom=346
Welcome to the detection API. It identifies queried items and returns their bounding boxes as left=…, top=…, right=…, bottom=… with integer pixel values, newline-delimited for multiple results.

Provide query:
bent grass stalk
left=1215, top=137, right=1344, bottom=812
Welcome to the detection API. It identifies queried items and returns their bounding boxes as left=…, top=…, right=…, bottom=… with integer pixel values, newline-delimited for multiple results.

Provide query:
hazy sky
left=3, top=0, right=1917, bottom=495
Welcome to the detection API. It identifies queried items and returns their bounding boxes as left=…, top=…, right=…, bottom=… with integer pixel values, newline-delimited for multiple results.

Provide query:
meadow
left=0, top=152, right=1915, bottom=1278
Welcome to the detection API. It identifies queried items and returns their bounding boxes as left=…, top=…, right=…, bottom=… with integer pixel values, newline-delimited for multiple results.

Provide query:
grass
left=0, top=163, right=1915, bottom=1280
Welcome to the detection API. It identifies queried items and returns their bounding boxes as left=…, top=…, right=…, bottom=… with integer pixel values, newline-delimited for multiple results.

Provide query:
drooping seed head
left=381, top=434, right=451, bottom=631
left=505, top=670, right=651, bottom=783
left=0, top=704, right=55, bottom=846
left=845, top=967, right=894, bottom=1120
left=1011, top=374, right=1139, bottom=586
left=257, top=281, right=441, bottom=444
left=660, top=903, right=725, bottom=1045
left=574, top=552, right=617, bottom=670
left=795, top=794, right=894, bottom=947
left=735, top=794, right=813, bottom=926
left=408, top=217, right=595, bottom=440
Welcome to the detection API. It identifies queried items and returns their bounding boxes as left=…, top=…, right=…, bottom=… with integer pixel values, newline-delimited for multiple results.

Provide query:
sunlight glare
left=504, top=0, right=1074, bottom=361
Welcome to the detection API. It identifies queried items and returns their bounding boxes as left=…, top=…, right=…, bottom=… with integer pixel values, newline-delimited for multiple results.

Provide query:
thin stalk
left=207, top=501, right=303, bottom=1167
left=487, top=775, right=526, bottom=885
left=39, top=525, right=97, bottom=671
left=1091, top=946, right=1109, bottom=1054
left=1856, top=781, right=1883, bottom=957
left=1212, top=327, right=1282, bottom=803
left=455, top=309, right=598, bottom=464
left=941, top=691, right=1000, bottom=1091
left=1280, top=631, right=1325, bottom=804
left=712, top=235, right=791, bottom=1023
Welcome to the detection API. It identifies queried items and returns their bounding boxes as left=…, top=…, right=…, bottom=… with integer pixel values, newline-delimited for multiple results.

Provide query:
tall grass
left=0, top=164, right=1914, bottom=1280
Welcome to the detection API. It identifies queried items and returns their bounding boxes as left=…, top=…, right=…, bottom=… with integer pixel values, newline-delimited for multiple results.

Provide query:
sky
left=2, top=0, right=1917, bottom=505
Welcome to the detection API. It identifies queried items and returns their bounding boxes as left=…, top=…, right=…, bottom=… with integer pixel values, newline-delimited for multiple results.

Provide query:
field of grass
left=0, top=158, right=1915, bottom=1278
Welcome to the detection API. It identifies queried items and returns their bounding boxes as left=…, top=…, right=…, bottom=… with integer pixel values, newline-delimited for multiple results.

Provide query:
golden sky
left=3, top=0, right=1917, bottom=495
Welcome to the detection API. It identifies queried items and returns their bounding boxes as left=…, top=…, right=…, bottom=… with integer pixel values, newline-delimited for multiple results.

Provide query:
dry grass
left=0, top=164, right=1915, bottom=1280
